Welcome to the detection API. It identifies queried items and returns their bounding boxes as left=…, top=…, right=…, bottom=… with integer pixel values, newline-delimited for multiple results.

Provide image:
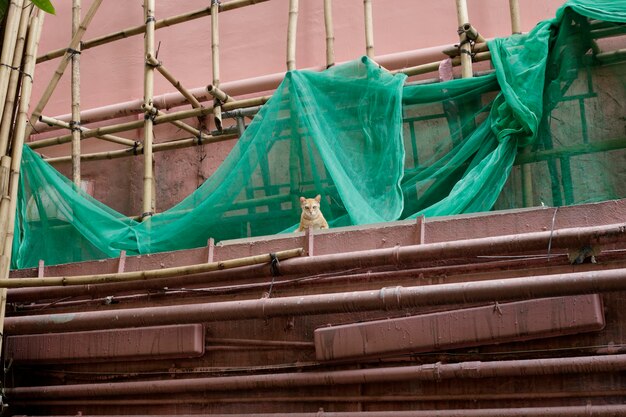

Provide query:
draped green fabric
left=12, top=0, right=626, bottom=268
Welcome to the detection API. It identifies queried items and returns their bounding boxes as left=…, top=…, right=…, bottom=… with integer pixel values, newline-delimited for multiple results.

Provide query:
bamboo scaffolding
left=36, top=0, right=272, bottom=64
left=2, top=248, right=303, bottom=288
left=211, top=0, right=223, bottom=130
left=71, top=0, right=82, bottom=186
left=455, top=0, right=473, bottom=79
left=24, top=0, right=103, bottom=140
left=142, top=0, right=156, bottom=218
left=0, top=0, right=24, bottom=126
left=363, top=0, right=374, bottom=59
left=39, top=115, right=138, bottom=147
left=146, top=54, right=202, bottom=108
left=286, top=0, right=298, bottom=71
left=324, top=0, right=335, bottom=68
left=0, top=9, right=44, bottom=360
left=29, top=95, right=270, bottom=150
left=0, top=2, right=33, bottom=156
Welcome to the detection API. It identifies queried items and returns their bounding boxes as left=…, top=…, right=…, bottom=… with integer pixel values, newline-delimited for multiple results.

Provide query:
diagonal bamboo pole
left=142, top=0, right=156, bottom=219
left=363, top=0, right=374, bottom=59
left=142, top=104, right=206, bottom=139
left=146, top=54, right=202, bottom=108
left=286, top=0, right=298, bottom=71
left=0, top=8, right=45, bottom=360
left=36, top=0, right=272, bottom=64
left=24, top=0, right=103, bottom=139
left=71, top=0, right=82, bottom=186
left=0, top=0, right=25, bottom=125
left=0, top=2, right=33, bottom=156
left=39, top=115, right=138, bottom=147
left=324, top=0, right=335, bottom=68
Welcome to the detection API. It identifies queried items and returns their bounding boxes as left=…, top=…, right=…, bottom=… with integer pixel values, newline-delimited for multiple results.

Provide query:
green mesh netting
left=12, top=0, right=626, bottom=268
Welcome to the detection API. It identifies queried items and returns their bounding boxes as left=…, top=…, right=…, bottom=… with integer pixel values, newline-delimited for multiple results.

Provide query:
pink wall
left=29, top=0, right=568, bottom=215
left=32, top=0, right=565, bottom=123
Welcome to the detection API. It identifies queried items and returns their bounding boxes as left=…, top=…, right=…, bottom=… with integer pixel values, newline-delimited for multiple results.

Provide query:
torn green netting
left=12, top=0, right=626, bottom=268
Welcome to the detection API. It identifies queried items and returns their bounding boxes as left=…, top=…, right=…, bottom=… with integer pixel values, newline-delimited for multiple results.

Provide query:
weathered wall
left=28, top=0, right=568, bottom=216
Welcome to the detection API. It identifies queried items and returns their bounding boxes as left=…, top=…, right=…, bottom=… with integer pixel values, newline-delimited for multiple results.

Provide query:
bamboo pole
left=324, top=0, right=335, bottom=68
left=455, top=0, right=473, bottom=79
left=142, top=104, right=206, bottom=139
left=29, top=95, right=270, bottom=150
left=142, top=0, right=156, bottom=218
left=509, top=0, right=521, bottom=34
left=71, top=0, right=82, bottom=186
left=0, top=0, right=24, bottom=126
left=286, top=0, right=298, bottom=71
left=36, top=0, right=272, bottom=64
left=44, top=131, right=240, bottom=164
left=363, top=0, right=374, bottom=59
left=24, top=0, right=103, bottom=139
left=0, top=9, right=45, bottom=360
left=39, top=115, right=138, bottom=147
left=0, top=248, right=303, bottom=288
left=146, top=54, right=202, bottom=108
left=0, top=2, right=33, bottom=156
left=392, top=51, right=491, bottom=77
left=211, top=0, right=224, bottom=130
left=206, top=84, right=233, bottom=104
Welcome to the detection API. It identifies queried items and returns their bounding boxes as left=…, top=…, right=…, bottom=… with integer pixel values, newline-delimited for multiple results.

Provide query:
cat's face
left=300, top=195, right=321, bottom=218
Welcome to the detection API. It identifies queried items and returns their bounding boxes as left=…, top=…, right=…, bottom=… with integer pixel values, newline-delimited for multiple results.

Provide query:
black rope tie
left=69, top=120, right=81, bottom=132
left=66, top=47, right=81, bottom=57
left=267, top=253, right=280, bottom=298
left=146, top=16, right=156, bottom=24
left=132, top=141, right=140, bottom=155
left=0, top=63, right=32, bottom=81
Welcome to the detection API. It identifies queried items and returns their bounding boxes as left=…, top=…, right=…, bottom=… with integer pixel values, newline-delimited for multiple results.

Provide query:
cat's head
left=300, top=194, right=322, bottom=218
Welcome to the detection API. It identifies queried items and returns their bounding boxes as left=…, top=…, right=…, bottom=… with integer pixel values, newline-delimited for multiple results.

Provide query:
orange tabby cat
left=297, top=194, right=329, bottom=232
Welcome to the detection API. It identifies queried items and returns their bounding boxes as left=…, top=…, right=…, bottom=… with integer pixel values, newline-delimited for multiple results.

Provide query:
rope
left=0, top=63, right=32, bottom=81
left=267, top=252, right=280, bottom=298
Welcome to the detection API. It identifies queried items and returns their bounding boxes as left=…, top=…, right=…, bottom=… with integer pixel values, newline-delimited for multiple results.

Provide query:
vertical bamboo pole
left=363, top=0, right=374, bottom=59
left=509, top=0, right=521, bottom=34
left=0, top=0, right=25, bottom=125
left=0, top=10, right=45, bottom=358
left=142, top=0, right=156, bottom=218
left=323, top=0, right=334, bottom=68
left=24, top=0, right=103, bottom=139
left=455, top=0, right=473, bottom=78
left=71, top=0, right=82, bottom=186
left=510, top=0, right=533, bottom=207
left=0, top=2, right=32, bottom=156
left=286, top=0, right=298, bottom=71
left=211, top=0, right=223, bottom=130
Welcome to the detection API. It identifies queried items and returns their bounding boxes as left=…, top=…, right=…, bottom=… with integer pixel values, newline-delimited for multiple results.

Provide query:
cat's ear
left=300, top=196, right=306, bottom=204
left=315, top=194, right=321, bottom=202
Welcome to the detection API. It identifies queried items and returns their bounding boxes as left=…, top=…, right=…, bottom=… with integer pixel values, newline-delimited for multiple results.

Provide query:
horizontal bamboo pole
left=36, top=0, right=272, bottom=64
left=44, top=131, right=240, bottom=163
left=31, top=94, right=269, bottom=150
left=39, top=115, right=137, bottom=147
left=1, top=248, right=303, bottom=288
left=142, top=104, right=205, bottom=138
left=146, top=54, right=202, bottom=108
left=29, top=119, right=144, bottom=149
left=394, top=51, right=491, bottom=77
left=514, top=136, right=626, bottom=165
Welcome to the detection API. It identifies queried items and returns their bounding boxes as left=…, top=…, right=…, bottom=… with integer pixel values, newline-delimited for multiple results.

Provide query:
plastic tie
left=66, top=47, right=81, bottom=56
left=146, top=16, right=156, bottom=24
left=132, top=141, right=140, bottom=155
left=266, top=253, right=280, bottom=298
